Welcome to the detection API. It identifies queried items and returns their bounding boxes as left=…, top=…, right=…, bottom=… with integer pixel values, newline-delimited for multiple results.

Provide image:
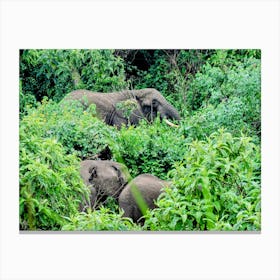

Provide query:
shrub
left=184, top=56, right=261, bottom=140
left=23, top=98, right=116, bottom=159
left=184, top=97, right=256, bottom=142
left=19, top=133, right=90, bottom=230
left=62, top=207, right=141, bottom=231
left=19, top=79, right=37, bottom=118
left=110, top=118, right=187, bottom=179
left=20, top=49, right=128, bottom=113
left=186, top=54, right=261, bottom=112
left=144, top=130, right=261, bottom=231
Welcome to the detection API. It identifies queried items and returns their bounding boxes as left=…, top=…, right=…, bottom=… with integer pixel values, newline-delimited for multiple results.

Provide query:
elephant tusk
left=164, top=118, right=179, bottom=128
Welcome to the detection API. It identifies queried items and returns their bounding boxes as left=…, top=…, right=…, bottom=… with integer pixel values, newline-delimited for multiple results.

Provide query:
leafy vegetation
left=19, top=49, right=261, bottom=231
left=20, top=49, right=127, bottom=113
left=144, top=130, right=261, bottom=230
left=20, top=124, right=90, bottom=230
left=110, top=118, right=187, bottom=179
left=28, top=98, right=116, bottom=159
left=62, top=208, right=142, bottom=231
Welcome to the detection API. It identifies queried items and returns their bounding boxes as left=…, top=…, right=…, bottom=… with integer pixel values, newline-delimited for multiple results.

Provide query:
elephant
left=80, top=160, right=132, bottom=210
left=118, top=174, right=170, bottom=224
left=63, top=88, right=180, bottom=128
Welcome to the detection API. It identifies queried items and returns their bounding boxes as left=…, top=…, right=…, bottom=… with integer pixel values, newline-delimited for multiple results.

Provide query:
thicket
left=20, top=49, right=127, bottom=117
left=19, top=49, right=261, bottom=231
left=144, top=130, right=261, bottom=230
left=19, top=113, right=90, bottom=230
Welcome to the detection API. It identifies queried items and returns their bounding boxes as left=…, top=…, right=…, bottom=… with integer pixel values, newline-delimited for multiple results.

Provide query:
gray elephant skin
left=80, top=160, right=131, bottom=210
left=64, top=88, right=180, bottom=128
left=118, top=174, right=170, bottom=224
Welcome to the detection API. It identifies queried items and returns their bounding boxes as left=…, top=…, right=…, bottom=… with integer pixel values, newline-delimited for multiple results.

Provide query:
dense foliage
left=61, top=208, right=142, bottom=231
left=20, top=116, right=90, bottom=230
left=144, top=130, right=261, bottom=230
left=28, top=98, right=115, bottom=159
left=20, top=49, right=127, bottom=116
left=111, top=118, right=187, bottom=179
left=19, top=49, right=261, bottom=231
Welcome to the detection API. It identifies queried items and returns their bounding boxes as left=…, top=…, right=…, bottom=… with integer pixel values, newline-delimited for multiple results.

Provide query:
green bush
left=23, top=98, right=116, bottom=159
left=144, top=130, right=261, bottom=231
left=62, top=207, right=141, bottom=231
left=186, top=53, right=261, bottom=112
left=20, top=49, right=128, bottom=112
left=19, top=132, right=90, bottom=230
left=19, top=79, right=37, bottom=118
left=184, top=97, right=256, bottom=142
left=208, top=49, right=261, bottom=66
left=182, top=56, right=261, bottom=141
left=110, top=118, right=187, bottom=179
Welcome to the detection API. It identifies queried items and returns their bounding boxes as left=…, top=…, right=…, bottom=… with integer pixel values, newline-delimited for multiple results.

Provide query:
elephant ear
left=88, top=166, right=98, bottom=184
left=111, top=163, right=132, bottom=186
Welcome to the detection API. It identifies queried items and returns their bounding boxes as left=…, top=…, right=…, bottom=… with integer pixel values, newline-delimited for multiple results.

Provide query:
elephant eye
left=152, top=99, right=159, bottom=108
left=142, top=105, right=152, bottom=115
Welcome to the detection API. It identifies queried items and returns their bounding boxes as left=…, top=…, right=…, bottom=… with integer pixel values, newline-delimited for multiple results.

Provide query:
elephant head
left=64, top=88, right=180, bottom=128
left=80, top=160, right=132, bottom=210
left=118, top=174, right=170, bottom=224
left=132, top=88, right=180, bottom=126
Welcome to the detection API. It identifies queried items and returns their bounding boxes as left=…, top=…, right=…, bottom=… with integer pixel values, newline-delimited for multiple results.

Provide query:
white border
left=1, top=0, right=279, bottom=279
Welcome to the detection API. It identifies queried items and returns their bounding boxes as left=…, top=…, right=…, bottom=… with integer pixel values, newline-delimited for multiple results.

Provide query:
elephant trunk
left=159, top=103, right=180, bottom=127
left=160, top=103, right=180, bottom=120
